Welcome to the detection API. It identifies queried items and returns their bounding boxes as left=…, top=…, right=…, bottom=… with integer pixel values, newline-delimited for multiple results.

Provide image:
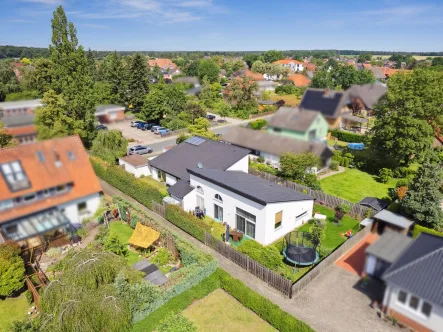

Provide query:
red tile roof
left=0, top=135, right=102, bottom=223
left=5, top=125, right=37, bottom=137
left=273, top=59, right=304, bottom=65
left=304, top=62, right=317, bottom=71
left=288, top=74, right=311, bottom=87
left=148, top=58, right=174, bottom=68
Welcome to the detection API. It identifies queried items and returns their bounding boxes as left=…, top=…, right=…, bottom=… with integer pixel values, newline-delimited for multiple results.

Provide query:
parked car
left=130, top=120, right=144, bottom=127
left=142, top=122, right=157, bottom=131
left=154, top=127, right=167, bottom=135
left=151, top=125, right=161, bottom=133
left=127, top=145, right=153, bottom=155
left=158, top=128, right=170, bottom=135
left=136, top=122, right=147, bottom=129
left=96, top=124, right=108, bottom=130
left=206, top=114, right=216, bottom=120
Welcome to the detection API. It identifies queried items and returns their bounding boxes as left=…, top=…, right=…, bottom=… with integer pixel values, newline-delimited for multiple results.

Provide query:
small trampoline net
left=284, top=231, right=318, bottom=265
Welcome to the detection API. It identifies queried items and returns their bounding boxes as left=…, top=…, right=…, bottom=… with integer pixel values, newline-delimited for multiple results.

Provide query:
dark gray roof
left=267, top=107, right=321, bottom=132
left=299, top=88, right=347, bottom=119
left=346, top=84, right=387, bottom=109
left=2, top=114, right=36, bottom=127
left=366, top=231, right=413, bottom=263
left=374, top=210, right=414, bottom=229
left=173, top=76, right=199, bottom=85
left=382, top=233, right=443, bottom=306
left=149, top=136, right=250, bottom=182
left=188, top=169, right=314, bottom=205
left=222, top=127, right=333, bottom=162
left=0, top=99, right=42, bottom=110
left=167, top=180, right=194, bottom=199
left=132, top=259, right=168, bottom=285
left=186, top=87, right=201, bottom=96
left=358, top=197, right=389, bottom=211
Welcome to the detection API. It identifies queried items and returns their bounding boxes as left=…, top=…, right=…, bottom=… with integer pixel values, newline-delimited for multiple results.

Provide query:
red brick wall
left=385, top=308, right=433, bottom=332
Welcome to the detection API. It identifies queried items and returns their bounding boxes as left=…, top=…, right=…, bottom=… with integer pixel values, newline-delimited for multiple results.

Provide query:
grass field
left=109, top=222, right=142, bottom=265
left=0, top=295, right=29, bottom=332
left=320, top=168, right=396, bottom=203
left=183, top=289, right=275, bottom=332
left=269, top=92, right=300, bottom=106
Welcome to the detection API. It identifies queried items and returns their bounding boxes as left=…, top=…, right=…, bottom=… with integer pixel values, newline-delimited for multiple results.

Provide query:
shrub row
left=412, top=224, right=443, bottom=239
left=91, top=157, right=164, bottom=209
left=165, top=205, right=211, bottom=242
left=329, top=129, right=369, bottom=144
left=236, top=240, right=283, bottom=271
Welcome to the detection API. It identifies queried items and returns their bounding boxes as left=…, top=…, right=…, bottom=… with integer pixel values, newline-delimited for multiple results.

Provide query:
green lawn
left=0, top=295, right=29, bottom=332
left=139, top=176, right=168, bottom=196
left=320, top=168, right=397, bottom=203
left=298, top=204, right=360, bottom=250
left=109, top=222, right=142, bottom=265
left=183, top=289, right=275, bottom=332
left=203, top=216, right=226, bottom=240
left=327, top=139, right=348, bottom=148
left=269, top=92, right=300, bottom=106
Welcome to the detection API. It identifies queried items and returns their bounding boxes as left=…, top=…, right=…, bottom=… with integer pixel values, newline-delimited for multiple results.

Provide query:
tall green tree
left=187, top=117, right=217, bottom=140
left=310, top=70, right=334, bottom=89
left=36, top=6, right=96, bottom=146
left=198, top=59, right=219, bottom=83
left=0, top=242, right=25, bottom=297
left=243, top=54, right=260, bottom=68
left=357, top=53, right=372, bottom=63
left=127, top=53, right=149, bottom=109
left=28, top=58, right=53, bottom=95
left=262, top=50, right=284, bottom=63
left=225, top=76, right=258, bottom=111
left=402, top=162, right=443, bottom=230
left=91, top=130, right=128, bottom=164
left=101, top=52, right=125, bottom=104
left=142, top=83, right=186, bottom=121
left=0, top=121, right=16, bottom=148
left=87, top=48, right=96, bottom=79
left=198, top=76, right=213, bottom=107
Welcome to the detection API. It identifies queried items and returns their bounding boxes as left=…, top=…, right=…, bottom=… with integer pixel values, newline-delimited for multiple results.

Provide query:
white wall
left=150, top=166, right=160, bottom=181
left=119, top=160, right=151, bottom=178
left=226, top=155, right=249, bottom=173
left=166, top=173, right=177, bottom=186
left=59, top=193, right=101, bottom=228
left=383, top=284, right=443, bottom=331
left=186, top=174, right=313, bottom=245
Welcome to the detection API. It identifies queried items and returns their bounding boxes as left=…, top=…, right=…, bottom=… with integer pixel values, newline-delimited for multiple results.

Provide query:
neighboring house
left=0, top=135, right=102, bottom=244
left=381, top=233, right=443, bottom=332
left=346, top=83, right=387, bottom=115
left=263, top=73, right=283, bottom=81
left=183, top=168, right=314, bottom=245
left=173, top=76, right=200, bottom=87
left=304, top=62, right=317, bottom=72
left=364, top=231, right=412, bottom=278
left=148, top=58, right=175, bottom=70
left=95, top=104, right=125, bottom=124
left=119, top=155, right=150, bottom=178
left=273, top=59, right=304, bottom=72
left=0, top=99, right=42, bottom=145
left=163, top=67, right=181, bottom=80
left=287, top=73, right=311, bottom=87
left=371, top=210, right=415, bottom=235
left=358, top=197, right=389, bottom=212
left=370, top=66, right=410, bottom=81
left=148, top=136, right=250, bottom=187
left=232, top=70, right=264, bottom=81
left=257, top=80, right=278, bottom=92
left=267, top=107, right=328, bottom=142
left=10, top=62, right=24, bottom=80
left=222, top=126, right=333, bottom=168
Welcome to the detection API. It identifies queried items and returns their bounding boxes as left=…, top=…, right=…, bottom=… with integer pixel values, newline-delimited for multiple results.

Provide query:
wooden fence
left=204, top=232, right=293, bottom=297
left=152, top=201, right=166, bottom=218
left=291, top=224, right=372, bottom=296
left=249, top=168, right=376, bottom=219
left=25, top=276, right=41, bottom=309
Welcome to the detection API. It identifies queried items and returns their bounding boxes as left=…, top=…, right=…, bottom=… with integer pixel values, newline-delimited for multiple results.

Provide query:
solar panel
left=185, top=136, right=206, bottom=146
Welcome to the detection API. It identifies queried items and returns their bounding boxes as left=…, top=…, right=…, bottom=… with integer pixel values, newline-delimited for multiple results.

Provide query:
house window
left=409, top=296, right=419, bottom=310
left=196, top=186, right=204, bottom=194
left=23, top=194, right=36, bottom=203
left=273, top=128, right=281, bottom=133
left=275, top=211, right=282, bottom=229
left=214, top=194, right=222, bottom=202
left=397, top=291, right=407, bottom=304
left=236, top=208, right=256, bottom=239
left=0, top=161, right=30, bottom=192
left=214, top=204, right=223, bottom=221
left=296, top=211, right=308, bottom=221
left=421, top=302, right=432, bottom=317
left=56, top=185, right=66, bottom=193
left=196, top=195, right=205, bottom=209
left=5, top=224, right=18, bottom=235
left=78, top=202, right=87, bottom=214
left=308, top=129, right=317, bottom=140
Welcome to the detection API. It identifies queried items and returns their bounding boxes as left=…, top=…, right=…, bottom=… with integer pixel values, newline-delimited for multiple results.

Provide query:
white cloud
left=164, top=11, right=202, bottom=23
left=118, top=0, right=160, bottom=11
left=22, top=0, right=63, bottom=4
left=178, top=0, right=212, bottom=7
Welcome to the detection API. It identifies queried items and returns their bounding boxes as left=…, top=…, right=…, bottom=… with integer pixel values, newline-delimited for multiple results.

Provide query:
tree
left=92, top=81, right=113, bottom=104
left=104, top=234, right=128, bottom=257
left=0, top=62, right=20, bottom=101
left=331, top=65, right=374, bottom=90
left=198, top=77, right=214, bottom=107
left=198, top=59, right=219, bottom=83
left=28, top=58, right=53, bottom=95
left=262, top=50, right=284, bottom=63
left=217, top=103, right=231, bottom=120
left=20, top=57, right=31, bottom=65
left=357, top=53, right=372, bottom=63
left=432, top=57, right=443, bottom=67
left=187, top=117, right=217, bottom=140
left=243, top=54, right=259, bottom=68
left=402, top=163, right=443, bottom=230
left=87, top=48, right=96, bottom=79
left=36, top=90, right=71, bottom=140
left=279, top=152, right=321, bottom=189
left=0, top=242, right=25, bottom=297
left=101, top=52, right=126, bottom=104
left=0, top=121, right=17, bottom=148
left=184, top=60, right=199, bottom=76
left=91, top=130, right=128, bottom=164
left=225, top=76, right=258, bottom=111
left=142, top=83, right=186, bottom=121
left=127, top=53, right=149, bottom=109
left=310, top=221, right=325, bottom=246
left=184, top=101, right=206, bottom=123
left=310, top=70, right=334, bottom=89
left=38, top=6, right=96, bottom=146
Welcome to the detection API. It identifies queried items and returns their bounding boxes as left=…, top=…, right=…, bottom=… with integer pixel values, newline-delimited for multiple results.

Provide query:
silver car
left=128, top=145, right=153, bottom=155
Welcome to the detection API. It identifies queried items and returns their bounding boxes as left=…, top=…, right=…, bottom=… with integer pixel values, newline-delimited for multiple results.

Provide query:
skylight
left=1, top=161, right=30, bottom=192
left=185, top=136, right=206, bottom=146
left=67, top=151, right=75, bottom=160
left=36, top=151, right=45, bottom=162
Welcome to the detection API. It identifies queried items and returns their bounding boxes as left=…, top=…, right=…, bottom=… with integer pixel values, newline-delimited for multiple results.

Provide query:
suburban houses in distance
left=273, top=59, right=305, bottom=72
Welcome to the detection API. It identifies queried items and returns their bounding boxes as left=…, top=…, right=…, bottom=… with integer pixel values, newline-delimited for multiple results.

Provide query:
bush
left=275, top=84, right=300, bottom=95
left=91, top=157, right=165, bottom=209
left=104, top=233, right=128, bottom=257
left=256, top=156, right=265, bottom=163
left=165, top=205, right=211, bottom=242
left=219, top=271, right=314, bottom=332
left=329, top=129, right=368, bottom=144
left=412, top=224, right=443, bottom=238
left=75, top=227, right=88, bottom=239
left=250, top=161, right=278, bottom=175
left=329, top=160, right=339, bottom=171
left=0, top=242, right=25, bottom=296
left=45, top=247, right=61, bottom=258
left=157, top=314, right=196, bottom=332
left=236, top=240, right=283, bottom=270
left=152, top=248, right=170, bottom=266
left=24, top=290, right=33, bottom=304
left=378, top=168, right=393, bottom=183
left=334, top=203, right=351, bottom=222
left=249, top=119, right=267, bottom=130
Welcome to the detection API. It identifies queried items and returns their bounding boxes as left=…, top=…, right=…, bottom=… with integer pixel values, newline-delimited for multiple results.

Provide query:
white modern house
left=273, top=60, right=304, bottom=72
left=0, top=136, right=102, bottom=243
left=119, top=154, right=150, bottom=178
left=381, top=233, right=443, bottom=332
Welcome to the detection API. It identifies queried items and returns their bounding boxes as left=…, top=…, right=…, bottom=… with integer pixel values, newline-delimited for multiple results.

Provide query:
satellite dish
left=197, top=162, right=203, bottom=169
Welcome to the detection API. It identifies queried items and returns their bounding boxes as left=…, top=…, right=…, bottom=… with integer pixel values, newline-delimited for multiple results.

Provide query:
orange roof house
left=148, top=58, right=175, bottom=69
left=273, top=59, right=304, bottom=65
left=0, top=135, right=102, bottom=242
left=304, top=62, right=317, bottom=71
left=288, top=74, right=311, bottom=87
left=233, top=69, right=264, bottom=81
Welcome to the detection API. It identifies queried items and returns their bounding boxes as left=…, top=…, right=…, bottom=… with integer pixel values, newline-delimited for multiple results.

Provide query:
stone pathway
left=317, top=166, right=345, bottom=180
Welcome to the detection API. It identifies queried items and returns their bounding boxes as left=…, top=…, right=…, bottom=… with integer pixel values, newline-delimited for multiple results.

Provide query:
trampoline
left=283, top=231, right=319, bottom=266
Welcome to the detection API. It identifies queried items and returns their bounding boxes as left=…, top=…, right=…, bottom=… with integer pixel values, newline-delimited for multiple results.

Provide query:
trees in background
left=402, top=162, right=443, bottom=230
left=311, top=65, right=375, bottom=90
left=279, top=152, right=321, bottom=189
left=187, top=117, right=218, bottom=140
left=262, top=50, right=284, bottom=63
left=0, top=121, right=17, bottom=148
left=243, top=54, right=260, bottom=68
left=198, top=59, right=219, bottom=83
left=126, top=53, right=149, bottom=109
left=0, top=242, right=25, bottom=297
left=0, top=62, right=20, bottom=101
left=91, top=130, right=128, bottom=164
left=357, top=53, right=372, bottom=63
left=251, top=61, right=289, bottom=77
left=100, top=52, right=126, bottom=104
left=27, top=58, right=53, bottom=95
left=225, top=76, right=258, bottom=112
left=141, top=82, right=186, bottom=121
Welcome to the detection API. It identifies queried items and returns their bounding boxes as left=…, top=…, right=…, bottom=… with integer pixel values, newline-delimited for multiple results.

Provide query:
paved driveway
left=290, top=266, right=398, bottom=332
left=106, top=120, right=163, bottom=146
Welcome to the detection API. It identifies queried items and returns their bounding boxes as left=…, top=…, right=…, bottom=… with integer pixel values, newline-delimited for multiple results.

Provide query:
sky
left=1, top=0, right=443, bottom=52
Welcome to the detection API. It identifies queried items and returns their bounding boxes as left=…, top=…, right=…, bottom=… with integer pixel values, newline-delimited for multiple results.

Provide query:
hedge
left=132, top=269, right=314, bottom=332
left=91, top=157, right=164, bottom=209
left=329, top=129, right=369, bottom=144
left=165, top=205, right=211, bottom=242
left=412, top=224, right=443, bottom=239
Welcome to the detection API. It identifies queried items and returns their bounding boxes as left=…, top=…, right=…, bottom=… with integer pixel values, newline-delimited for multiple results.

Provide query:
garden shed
left=372, top=210, right=414, bottom=235
left=128, top=223, right=160, bottom=249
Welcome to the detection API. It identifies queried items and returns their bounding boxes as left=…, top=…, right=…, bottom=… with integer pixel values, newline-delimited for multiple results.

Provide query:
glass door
left=214, top=204, right=223, bottom=221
